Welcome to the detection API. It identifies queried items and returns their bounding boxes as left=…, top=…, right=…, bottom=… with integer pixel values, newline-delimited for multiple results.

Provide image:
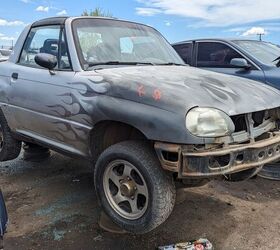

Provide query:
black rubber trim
left=31, top=17, right=68, bottom=28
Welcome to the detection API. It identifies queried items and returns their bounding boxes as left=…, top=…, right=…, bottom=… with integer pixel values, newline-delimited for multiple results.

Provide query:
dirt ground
left=0, top=151, right=279, bottom=250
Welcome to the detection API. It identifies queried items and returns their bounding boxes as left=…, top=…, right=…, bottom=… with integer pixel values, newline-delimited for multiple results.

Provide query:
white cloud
left=136, top=7, right=161, bottom=16
left=56, top=10, right=67, bottom=16
left=242, top=27, right=266, bottom=36
left=0, top=34, right=15, bottom=41
left=164, top=21, right=171, bottom=26
left=0, top=19, right=25, bottom=26
left=36, top=6, right=49, bottom=12
left=136, top=0, right=280, bottom=27
left=20, top=0, right=32, bottom=3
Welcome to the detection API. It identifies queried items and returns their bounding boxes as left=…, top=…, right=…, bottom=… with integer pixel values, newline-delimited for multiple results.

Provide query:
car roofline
left=31, top=16, right=156, bottom=31
left=172, top=38, right=268, bottom=46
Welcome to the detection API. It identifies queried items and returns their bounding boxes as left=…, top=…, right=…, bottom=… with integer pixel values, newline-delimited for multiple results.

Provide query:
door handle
left=11, top=73, right=18, bottom=80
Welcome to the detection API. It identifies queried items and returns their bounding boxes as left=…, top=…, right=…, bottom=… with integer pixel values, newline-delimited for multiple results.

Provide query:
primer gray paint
left=1, top=17, right=280, bottom=159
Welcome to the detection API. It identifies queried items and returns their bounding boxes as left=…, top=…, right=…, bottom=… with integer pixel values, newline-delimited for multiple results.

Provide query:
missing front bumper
left=155, top=132, right=280, bottom=178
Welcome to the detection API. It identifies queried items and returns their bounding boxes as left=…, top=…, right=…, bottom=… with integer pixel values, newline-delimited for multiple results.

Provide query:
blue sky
left=0, top=0, right=280, bottom=47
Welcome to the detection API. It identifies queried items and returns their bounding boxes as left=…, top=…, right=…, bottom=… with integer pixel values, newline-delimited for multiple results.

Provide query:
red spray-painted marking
left=137, top=85, right=145, bottom=97
left=153, top=89, right=162, bottom=101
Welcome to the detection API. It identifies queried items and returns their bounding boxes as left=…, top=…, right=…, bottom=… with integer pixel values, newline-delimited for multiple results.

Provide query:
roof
left=31, top=17, right=68, bottom=27
left=30, top=16, right=118, bottom=28
left=172, top=38, right=265, bottom=46
left=30, top=16, right=156, bottom=31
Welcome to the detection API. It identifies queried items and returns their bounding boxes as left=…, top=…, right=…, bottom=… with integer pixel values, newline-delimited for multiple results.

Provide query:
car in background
left=173, top=39, right=280, bottom=89
left=0, top=189, right=8, bottom=249
left=0, top=49, right=12, bottom=62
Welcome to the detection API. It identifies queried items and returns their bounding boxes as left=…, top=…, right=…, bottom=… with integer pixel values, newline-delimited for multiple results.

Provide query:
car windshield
left=72, top=18, right=184, bottom=69
left=233, top=40, right=280, bottom=66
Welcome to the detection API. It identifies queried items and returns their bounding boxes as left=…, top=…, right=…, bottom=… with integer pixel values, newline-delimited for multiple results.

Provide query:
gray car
left=173, top=39, right=280, bottom=89
left=1, top=17, right=280, bottom=233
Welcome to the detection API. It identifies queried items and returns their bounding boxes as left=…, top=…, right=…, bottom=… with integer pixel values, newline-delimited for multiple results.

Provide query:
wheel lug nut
left=134, top=187, right=137, bottom=190
left=131, top=196, right=134, bottom=200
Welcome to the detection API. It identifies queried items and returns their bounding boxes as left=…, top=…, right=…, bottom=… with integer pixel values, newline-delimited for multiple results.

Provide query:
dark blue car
left=173, top=39, right=280, bottom=89
left=0, top=190, right=7, bottom=249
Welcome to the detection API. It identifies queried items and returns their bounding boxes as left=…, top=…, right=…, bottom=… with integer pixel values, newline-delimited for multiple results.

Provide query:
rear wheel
left=0, top=110, right=21, bottom=161
left=94, top=140, right=176, bottom=234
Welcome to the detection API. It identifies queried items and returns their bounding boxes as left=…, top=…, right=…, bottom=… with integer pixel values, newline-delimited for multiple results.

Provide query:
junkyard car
left=0, top=49, right=11, bottom=62
left=173, top=39, right=280, bottom=88
left=0, top=189, right=8, bottom=249
left=1, top=17, right=280, bottom=233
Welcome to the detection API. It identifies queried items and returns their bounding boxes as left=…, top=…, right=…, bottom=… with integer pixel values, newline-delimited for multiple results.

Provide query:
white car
left=0, top=50, right=11, bottom=62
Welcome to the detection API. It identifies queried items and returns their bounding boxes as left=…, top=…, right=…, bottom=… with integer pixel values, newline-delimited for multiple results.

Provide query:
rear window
left=173, top=43, right=192, bottom=64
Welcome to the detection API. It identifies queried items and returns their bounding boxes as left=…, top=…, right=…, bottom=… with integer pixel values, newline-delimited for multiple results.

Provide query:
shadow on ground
left=0, top=151, right=279, bottom=249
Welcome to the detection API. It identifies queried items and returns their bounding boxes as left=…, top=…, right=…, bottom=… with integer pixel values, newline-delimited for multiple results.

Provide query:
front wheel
left=94, top=141, right=176, bottom=234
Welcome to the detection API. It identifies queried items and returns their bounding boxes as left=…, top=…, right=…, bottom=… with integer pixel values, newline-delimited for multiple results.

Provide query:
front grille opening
left=231, top=114, right=247, bottom=132
left=231, top=111, right=267, bottom=133
left=252, top=110, right=265, bottom=127
left=209, top=154, right=230, bottom=168
left=255, top=132, right=271, bottom=142
left=162, top=151, right=179, bottom=162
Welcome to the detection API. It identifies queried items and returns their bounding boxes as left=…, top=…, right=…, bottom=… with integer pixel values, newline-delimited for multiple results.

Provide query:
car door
left=6, top=25, right=78, bottom=152
left=195, top=41, right=266, bottom=83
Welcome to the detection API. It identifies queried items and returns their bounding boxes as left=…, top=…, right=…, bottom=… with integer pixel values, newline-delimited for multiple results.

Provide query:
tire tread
left=0, top=110, right=21, bottom=161
left=94, top=140, right=176, bottom=234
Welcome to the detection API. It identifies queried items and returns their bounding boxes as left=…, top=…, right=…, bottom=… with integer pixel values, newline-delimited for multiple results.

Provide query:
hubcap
left=120, top=179, right=136, bottom=198
left=103, top=160, right=149, bottom=220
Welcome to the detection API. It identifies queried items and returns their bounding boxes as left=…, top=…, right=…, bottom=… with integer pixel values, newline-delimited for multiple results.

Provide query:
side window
left=19, top=26, right=71, bottom=70
left=197, top=42, right=244, bottom=67
left=173, top=43, right=192, bottom=64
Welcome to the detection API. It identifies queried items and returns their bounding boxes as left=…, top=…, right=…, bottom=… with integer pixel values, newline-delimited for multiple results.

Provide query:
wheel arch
left=89, top=120, right=150, bottom=162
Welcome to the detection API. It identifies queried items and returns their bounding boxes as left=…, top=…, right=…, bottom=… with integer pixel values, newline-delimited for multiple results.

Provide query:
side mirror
left=35, top=53, right=57, bottom=70
left=230, top=58, right=251, bottom=69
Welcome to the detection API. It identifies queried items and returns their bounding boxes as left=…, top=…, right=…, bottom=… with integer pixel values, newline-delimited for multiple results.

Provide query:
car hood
left=0, top=57, right=8, bottom=62
left=264, top=67, right=280, bottom=89
left=83, top=65, right=280, bottom=116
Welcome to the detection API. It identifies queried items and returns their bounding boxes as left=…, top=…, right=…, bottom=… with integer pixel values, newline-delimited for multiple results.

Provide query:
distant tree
left=81, top=7, right=112, bottom=17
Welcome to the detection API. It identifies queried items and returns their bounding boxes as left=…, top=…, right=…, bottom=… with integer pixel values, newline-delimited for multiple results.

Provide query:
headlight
left=186, top=107, right=235, bottom=137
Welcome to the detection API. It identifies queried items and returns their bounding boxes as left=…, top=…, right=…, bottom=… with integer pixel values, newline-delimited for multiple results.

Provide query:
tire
left=225, top=166, right=262, bottom=182
left=0, top=110, right=21, bottom=161
left=94, top=140, right=176, bottom=234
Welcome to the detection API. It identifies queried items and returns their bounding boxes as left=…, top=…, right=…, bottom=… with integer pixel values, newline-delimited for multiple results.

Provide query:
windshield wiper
left=85, top=61, right=155, bottom=70
left=154, top=62, right=187, bottom=66
left=272, top=56, right=280, bottom=67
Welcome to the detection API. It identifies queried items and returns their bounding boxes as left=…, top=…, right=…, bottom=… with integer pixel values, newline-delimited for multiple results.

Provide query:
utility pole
left=257, top=33, right=264, bottom=41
